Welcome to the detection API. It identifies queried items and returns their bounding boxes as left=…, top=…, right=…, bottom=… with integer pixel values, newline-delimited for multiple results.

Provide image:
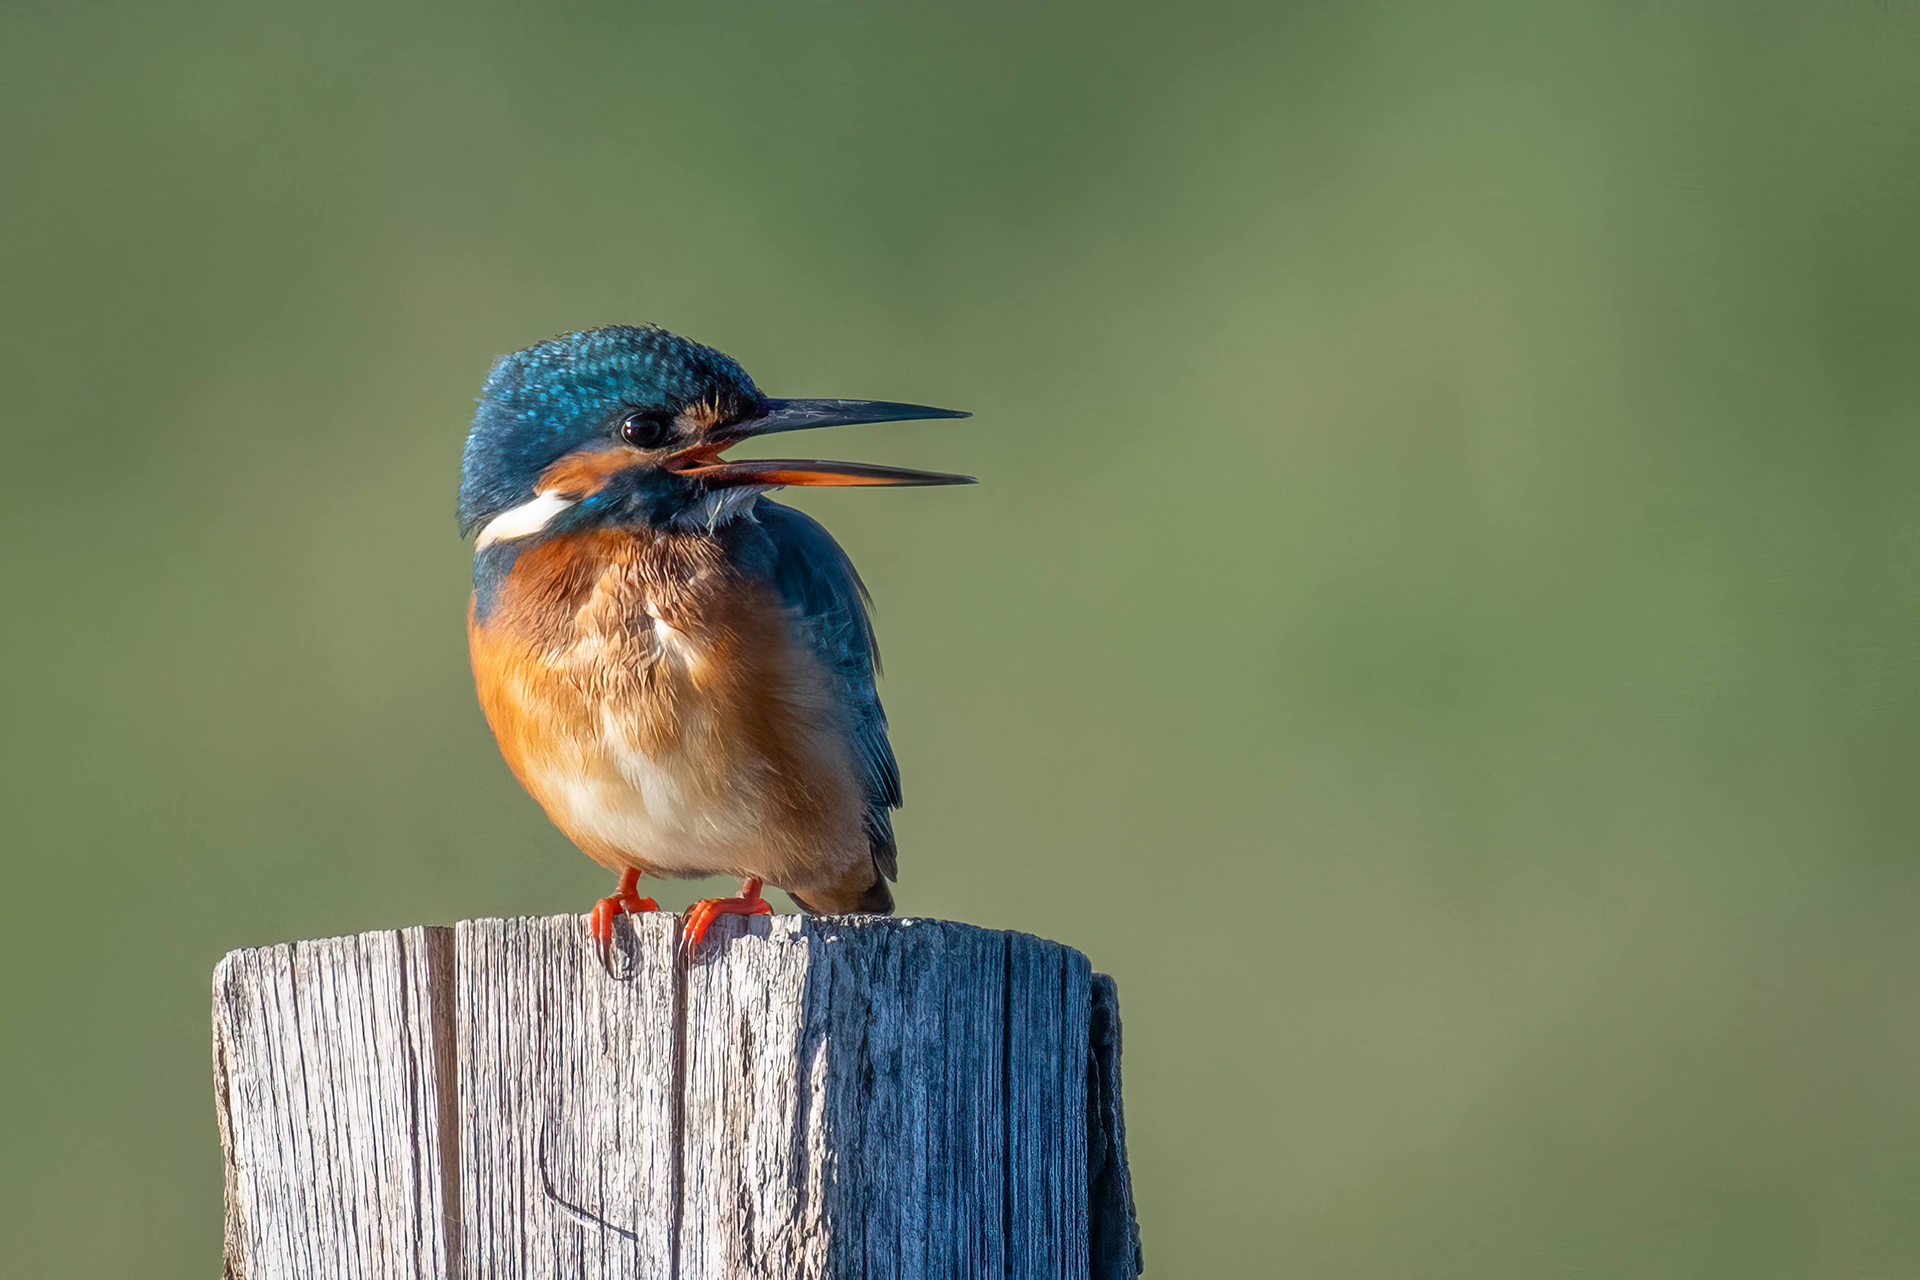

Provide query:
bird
left=457, top=324, right=971, bottom=954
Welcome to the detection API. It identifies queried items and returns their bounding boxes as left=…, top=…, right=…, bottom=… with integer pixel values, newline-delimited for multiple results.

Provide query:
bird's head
left=458, top=325, right=971, bottom=548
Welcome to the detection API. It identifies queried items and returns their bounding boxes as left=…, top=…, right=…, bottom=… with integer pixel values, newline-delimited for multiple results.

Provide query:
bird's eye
left=620, top=412, right=674, bottom=450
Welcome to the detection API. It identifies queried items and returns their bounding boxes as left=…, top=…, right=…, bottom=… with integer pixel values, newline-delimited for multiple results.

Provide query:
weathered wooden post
left=213, top=913, right=1142, bottom=1279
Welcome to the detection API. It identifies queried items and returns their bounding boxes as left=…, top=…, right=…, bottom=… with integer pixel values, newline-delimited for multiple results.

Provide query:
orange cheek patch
left=538, top=447, right=641, bottom=496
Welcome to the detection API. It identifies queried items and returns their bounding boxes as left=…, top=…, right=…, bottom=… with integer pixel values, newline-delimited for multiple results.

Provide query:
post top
left=213, top=911, right=1143, bottom=1280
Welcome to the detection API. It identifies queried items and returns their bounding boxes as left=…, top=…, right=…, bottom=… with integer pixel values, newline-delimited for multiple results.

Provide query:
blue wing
left=743, top=498, right=901, bottom=879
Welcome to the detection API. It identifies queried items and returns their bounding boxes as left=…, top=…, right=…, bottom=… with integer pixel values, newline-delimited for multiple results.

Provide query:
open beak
left=671, top=397, right=975, bottom=489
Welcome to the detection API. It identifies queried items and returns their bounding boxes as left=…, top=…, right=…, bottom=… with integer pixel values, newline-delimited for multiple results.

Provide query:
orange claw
left=681, top=877, right=773, bottom=955
left=589, top=867, right=661, bottom=945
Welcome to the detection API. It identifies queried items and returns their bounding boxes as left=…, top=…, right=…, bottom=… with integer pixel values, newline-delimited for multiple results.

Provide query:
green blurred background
left=4, top=1, right=1918, bottom=1275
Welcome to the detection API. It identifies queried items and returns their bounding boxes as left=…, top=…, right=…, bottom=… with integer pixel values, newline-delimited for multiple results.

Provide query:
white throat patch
left=673, top=485, right=769, bottom=533
left=474, top=490, right=579, bottom=551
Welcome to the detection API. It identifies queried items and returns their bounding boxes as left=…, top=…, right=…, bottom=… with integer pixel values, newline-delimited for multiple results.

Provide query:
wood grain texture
left=213, top=914, right=1143, bottom=1280
left=213, top=926, right=455, bottom=1280
left=455, top=915, right=680, bottom=1279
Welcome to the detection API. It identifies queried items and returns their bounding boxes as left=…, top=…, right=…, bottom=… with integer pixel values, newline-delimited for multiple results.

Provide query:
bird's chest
left=548, top=554, right=712, bottom=753
left=469, top=532, right=834, bottom=871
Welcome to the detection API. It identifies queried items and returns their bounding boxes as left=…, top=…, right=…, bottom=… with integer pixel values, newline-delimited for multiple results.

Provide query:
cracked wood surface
left=212, top=914, right=1142, bottom=1279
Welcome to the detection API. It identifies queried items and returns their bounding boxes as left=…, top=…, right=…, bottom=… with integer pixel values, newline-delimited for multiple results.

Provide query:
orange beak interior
left=665, top=397, right=974, bottom=489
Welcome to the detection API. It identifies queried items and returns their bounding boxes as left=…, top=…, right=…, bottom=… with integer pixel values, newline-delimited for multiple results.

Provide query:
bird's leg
left=588, top=867, right=662, bottom=945
left=681, top=877, right=774, bottom=955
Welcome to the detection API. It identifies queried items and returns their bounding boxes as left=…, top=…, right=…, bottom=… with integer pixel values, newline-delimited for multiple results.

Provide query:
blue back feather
left=739, top=498, right=901, bottom=879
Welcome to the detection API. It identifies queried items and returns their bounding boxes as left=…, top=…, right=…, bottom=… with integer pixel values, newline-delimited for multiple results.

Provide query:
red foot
left=588, top=868, right=661, bottom=945
left=681, top=877, right=773, bottom=955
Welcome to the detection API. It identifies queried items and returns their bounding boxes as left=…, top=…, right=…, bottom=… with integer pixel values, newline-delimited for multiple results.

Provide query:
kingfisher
left=457, top=325, right=971, bottom=953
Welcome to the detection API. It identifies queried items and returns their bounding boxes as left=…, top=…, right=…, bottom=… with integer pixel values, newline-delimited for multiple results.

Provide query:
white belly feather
left=531, top=607, right=761, bottom=877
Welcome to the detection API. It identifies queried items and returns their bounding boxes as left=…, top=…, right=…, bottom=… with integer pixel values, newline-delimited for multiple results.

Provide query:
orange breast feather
left=468, top=528, right=868, bottom=891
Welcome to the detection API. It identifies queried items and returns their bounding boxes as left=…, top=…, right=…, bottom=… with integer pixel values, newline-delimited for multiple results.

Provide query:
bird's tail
left=788, top=861, right=894, bottom=915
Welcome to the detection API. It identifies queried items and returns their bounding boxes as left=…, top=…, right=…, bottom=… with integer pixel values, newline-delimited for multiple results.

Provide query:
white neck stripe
left=474, top=490, right=579, bottom=551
